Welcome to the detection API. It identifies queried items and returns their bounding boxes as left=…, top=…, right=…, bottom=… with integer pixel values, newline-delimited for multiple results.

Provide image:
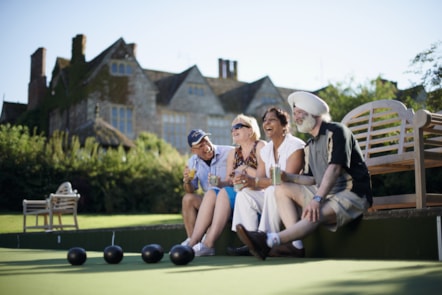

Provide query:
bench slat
left=341, top=100, right=442, bottom=210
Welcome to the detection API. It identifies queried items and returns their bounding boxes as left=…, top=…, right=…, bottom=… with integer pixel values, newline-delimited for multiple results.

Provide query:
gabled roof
left=219, top=76, right=269, bottom=113
left=49, top=39, right=118, bottom=93
left=50, top=37, right=155, bottom=93
left=81, top=38, right=124, bottom=85
left=50, top=57, right=71, bottom=90
left=0, top=101, right=27, bottom=124
left=144, top=69, right=176, bottom=82
left=206, top=76, right=246, bottom=96
left=83, top=38, right=141, bottom=86
left=152, top=66, right=195, bottom=105
left=55, top=57, right=70, bottom=70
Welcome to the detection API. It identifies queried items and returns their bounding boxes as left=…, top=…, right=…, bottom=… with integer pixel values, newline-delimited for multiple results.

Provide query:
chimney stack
left=233, top=61, right=238, bottom=80
left=218, top=58, right=224, bottom=78
left=218, top=58, right=238, bottom=80
left=226, top=59, right=232, bottom=78
left=71, top=34, right=86, bottom=64
left=127, top=43, right=137, bottom=57
left=28, top=47, right=47, bottom=110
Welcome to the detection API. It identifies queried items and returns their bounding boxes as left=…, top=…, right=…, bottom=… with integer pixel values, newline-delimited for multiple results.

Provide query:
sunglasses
left=231, top=123, right=251, bottom=131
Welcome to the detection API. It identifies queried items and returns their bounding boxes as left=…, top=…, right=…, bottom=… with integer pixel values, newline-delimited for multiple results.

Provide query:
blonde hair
left=233, top=114, right=261, bottom=141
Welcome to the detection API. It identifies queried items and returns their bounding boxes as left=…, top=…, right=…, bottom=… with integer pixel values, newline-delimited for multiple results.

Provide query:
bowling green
left=1, top=248, right=441, bottom=294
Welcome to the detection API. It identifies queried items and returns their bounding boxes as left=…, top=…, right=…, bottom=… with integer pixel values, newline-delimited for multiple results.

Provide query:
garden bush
left=0, top=124, right=186, bottom=213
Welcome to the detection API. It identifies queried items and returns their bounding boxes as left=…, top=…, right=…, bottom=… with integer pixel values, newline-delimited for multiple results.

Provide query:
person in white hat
left=235, top=91, right=373, bottom=260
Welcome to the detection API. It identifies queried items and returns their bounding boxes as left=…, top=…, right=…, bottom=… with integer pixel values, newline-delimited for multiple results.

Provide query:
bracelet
left=255, top=177, right=259, bottom=188
left=183, top=178, right=190, bottom=184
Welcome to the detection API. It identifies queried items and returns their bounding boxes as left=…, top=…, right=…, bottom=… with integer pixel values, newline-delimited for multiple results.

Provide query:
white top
left=260, top=134, right=305, bottom=178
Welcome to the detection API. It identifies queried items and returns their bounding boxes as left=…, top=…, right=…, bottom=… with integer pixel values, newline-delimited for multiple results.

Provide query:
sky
left=1, top=0, right=441, bottom=114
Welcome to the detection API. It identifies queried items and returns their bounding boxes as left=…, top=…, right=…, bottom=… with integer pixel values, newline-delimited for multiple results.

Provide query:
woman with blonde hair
left=188, top=114, right=266, bottom=256
left=229, top=107, right=305, bottom=257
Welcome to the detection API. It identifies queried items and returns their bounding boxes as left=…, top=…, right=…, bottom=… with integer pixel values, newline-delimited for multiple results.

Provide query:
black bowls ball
left=103, top=245, right=124, bottom=264
left=67, top=247, right=87, bottom=265
left=169, top=244, right=194, bottom=265
left=141, top=244, right=164, bottom=263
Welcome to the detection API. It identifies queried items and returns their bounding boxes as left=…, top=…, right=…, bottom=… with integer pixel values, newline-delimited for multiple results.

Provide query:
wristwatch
left=312, top=195, right=324, bottom=203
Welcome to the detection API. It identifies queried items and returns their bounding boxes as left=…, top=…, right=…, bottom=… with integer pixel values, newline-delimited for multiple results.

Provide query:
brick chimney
left=218, top=58, right=224, bottom=78
left=28, top=47, right=47, bottom=110
left=71, top=34, right=86, bottom=64
left=127, top=43, right=137, bottom=57
left=218, top=58, right=238, bottom=80
left=233, top=60, right=238, bottom=80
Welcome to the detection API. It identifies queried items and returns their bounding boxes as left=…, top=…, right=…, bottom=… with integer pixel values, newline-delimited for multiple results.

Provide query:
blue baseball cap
left=187, top=129, right=211, bottom=147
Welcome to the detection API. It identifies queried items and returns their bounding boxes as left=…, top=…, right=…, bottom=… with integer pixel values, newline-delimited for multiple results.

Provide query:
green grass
left=0, top=213, right=183, bottom=234
left=2, top=248, right=442, bottom=295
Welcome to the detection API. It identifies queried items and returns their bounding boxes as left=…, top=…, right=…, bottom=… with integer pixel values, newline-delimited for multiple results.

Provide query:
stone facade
left=21, top=34, right=296, bottom=153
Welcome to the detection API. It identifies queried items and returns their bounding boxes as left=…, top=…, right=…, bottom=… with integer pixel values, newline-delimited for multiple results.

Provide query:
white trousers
left=231, top=186, right=281, bottom=233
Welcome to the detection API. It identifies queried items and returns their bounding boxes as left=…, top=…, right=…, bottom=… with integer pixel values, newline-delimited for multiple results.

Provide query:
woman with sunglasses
left=229, top=107, right=306, bottom=257
left=188, top=114, right=266, bottom=256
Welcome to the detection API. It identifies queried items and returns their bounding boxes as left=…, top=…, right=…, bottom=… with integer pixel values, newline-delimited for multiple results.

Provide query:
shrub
left=0, top=124, right=186, bottom=213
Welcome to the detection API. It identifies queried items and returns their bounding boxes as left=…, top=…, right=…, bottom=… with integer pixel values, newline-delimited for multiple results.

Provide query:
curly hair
left=262, top=107, right=290, bottom=132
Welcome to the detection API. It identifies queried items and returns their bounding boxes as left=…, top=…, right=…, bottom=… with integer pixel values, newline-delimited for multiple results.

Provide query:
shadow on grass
left=0, top=250, right=313, bottom=276
left=2, top=249, right=442, bottom=294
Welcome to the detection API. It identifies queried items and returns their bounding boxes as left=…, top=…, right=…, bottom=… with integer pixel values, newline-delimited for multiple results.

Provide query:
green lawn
left=0, top=213, right=183, bottom=234
left=1, top=248, right=442, bottom=295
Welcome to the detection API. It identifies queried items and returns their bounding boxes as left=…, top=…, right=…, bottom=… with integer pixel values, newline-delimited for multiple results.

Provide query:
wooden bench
left=23, top=182, right=81, bottom=232
left=341, top=99, right=442, bottom=210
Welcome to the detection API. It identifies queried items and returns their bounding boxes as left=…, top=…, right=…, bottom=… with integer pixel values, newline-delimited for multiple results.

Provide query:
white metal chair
left=23, top=182, right=81, bottom=232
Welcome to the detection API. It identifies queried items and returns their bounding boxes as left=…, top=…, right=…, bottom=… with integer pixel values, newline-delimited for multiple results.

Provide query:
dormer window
left=110, top=60, right=133, bottom=76
left=126, top=65, right=132, bottom=75
left=187, top=83, right=205, bottom=96
left=118, top=63, right=125, bottom=74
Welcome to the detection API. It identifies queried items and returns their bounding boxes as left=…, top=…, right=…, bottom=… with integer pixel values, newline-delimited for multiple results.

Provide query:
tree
left=0, top=124, right=186, bottom=213
left=316, top=76, right=397, bottom=122
left=408, top=41, right=442, bottom=91
left=408, top=41, right=442, bottom=111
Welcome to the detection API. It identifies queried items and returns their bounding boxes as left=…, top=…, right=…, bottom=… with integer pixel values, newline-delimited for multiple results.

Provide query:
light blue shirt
left=187, top=144, right=233, bottom=192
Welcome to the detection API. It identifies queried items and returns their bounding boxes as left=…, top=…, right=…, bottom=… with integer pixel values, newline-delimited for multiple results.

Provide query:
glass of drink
left=209, top=174, right=218, bottom=187
left=188, top=168, right=196, bottom=179
left=233, top=170, right=244, bottom=192
left=271, top=163, right=281, bottom=185
left=188, top=158, right=197, bottom=180
left=209, top=167, right=219, bottom=187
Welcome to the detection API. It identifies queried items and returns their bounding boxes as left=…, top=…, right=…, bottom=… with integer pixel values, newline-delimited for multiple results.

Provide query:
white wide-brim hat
left=288, top=91, right=329, bottom=116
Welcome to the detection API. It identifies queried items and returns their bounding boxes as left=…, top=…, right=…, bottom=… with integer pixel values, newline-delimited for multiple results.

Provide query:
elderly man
left=181, top=129, right=233, bottom=246
left=235, top=91, right=373, bottom=260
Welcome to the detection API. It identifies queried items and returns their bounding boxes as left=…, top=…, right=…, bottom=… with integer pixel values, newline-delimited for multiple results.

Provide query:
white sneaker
left=192, top=242, right=215, bottom=256
left=181, top=238, right=191, bottom=246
